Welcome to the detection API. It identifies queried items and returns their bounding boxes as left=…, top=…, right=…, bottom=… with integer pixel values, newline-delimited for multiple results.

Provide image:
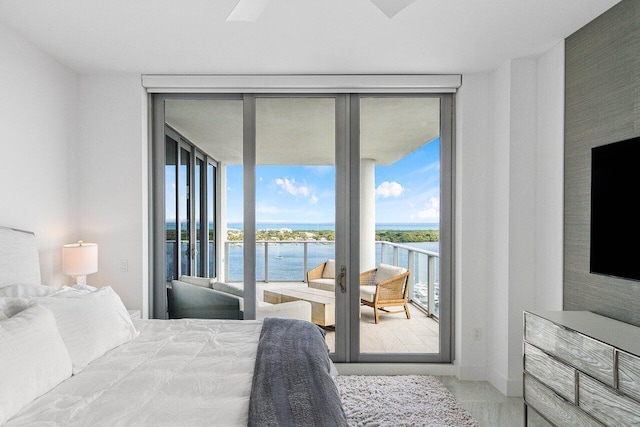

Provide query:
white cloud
left=274, top=177, right=320, bottom=207
left=275, top=177, right=311, bottom=197
left=415, top=197, right=440, bottom=221
left=375, top=181, right=404, bottom=198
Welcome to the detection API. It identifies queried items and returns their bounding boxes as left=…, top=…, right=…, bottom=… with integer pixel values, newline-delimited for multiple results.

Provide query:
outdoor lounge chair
left=306, top=259, right=336, bottom=292
left=359, top=264, right=411, bottom=324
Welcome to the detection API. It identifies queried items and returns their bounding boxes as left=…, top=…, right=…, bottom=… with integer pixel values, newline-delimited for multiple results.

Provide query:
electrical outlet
left=120, top=259, right=129, bottom=272
left=472, top=328, right=482, bottom=341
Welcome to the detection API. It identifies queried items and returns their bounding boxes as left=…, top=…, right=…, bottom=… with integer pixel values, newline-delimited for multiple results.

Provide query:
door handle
left=338, top=265, right=346, bottom=293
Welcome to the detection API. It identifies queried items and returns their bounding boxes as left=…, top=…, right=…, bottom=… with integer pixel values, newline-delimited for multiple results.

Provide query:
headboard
left=0, top=226, right=41, bottom=288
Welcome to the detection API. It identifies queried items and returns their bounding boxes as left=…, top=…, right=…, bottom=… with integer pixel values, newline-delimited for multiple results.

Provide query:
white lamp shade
left=62, top=242, right=98, bottom=276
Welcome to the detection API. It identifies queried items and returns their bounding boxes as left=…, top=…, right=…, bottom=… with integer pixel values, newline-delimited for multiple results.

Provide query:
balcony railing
left=166, top=239, right=439, bottom=318
left=221, top=240, right=439, bottom=318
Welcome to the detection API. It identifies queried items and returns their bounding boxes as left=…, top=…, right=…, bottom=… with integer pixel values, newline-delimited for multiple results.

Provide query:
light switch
left=120, top=259, right=128, bottom=272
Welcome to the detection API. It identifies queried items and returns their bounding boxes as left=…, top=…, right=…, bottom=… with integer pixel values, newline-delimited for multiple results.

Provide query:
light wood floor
left=324, top=301, right=439, bottom=353
left=260, top=282, right=439, bottom=354
left=437, top=376, right=526, bottom=427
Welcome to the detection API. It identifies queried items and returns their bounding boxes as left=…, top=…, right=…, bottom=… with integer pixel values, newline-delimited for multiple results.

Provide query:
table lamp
left=62, top=241, right=98, bottom=285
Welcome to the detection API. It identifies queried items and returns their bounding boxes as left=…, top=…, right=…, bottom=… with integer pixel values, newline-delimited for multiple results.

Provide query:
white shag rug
left=335, top=375, right=478, bottom=427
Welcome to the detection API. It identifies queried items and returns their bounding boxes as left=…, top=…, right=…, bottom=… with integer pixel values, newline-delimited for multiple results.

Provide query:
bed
left=0, top=227, right=347, bottom=426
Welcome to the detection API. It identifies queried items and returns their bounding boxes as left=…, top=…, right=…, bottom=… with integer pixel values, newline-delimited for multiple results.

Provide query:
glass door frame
left=242, top=93, right=349, bottom=363
left=348, top=93, right=454, bottom=363
left=151, top=92, right=454, bottom=364
left=152, top=94, right=241, bottom=318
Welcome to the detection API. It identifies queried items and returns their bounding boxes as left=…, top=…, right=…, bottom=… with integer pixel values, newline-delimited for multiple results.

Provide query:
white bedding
left=6, top=319, right=263, bottom=427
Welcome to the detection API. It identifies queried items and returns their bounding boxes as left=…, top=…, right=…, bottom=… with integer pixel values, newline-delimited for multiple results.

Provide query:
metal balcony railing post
left=303, top=242, right=308, bottom=282
left=264, top=242, right=269, bottom=283
left=224, top=241, right=230, bottom=283
left=407, top=250, right=415, bottom=302
left=428, top=255, right=436, bottom=316
left=393, top=246, right=399, bottom=266
left=380, top=242, right=387, bottom=264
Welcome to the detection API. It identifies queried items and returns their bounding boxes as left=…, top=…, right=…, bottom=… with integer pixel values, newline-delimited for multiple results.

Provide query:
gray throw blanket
left=248, top=318, right=348, bottom=427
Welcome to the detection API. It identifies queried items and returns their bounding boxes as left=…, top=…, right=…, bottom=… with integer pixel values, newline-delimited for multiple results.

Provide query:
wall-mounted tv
left=590, top=136, right=640, bottom=282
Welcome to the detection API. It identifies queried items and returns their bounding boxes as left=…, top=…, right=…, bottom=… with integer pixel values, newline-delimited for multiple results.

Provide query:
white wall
left=506, top=57, right=538, bottom=394
left=0, top=23, right=78, bottom=285
left=535, top=41, right=564, bottom=311
left=461, top=44, right=564, bottom=396
left=76, top=75, right=149, bottom=316
left=454, top=73, right=490, bottom=380
left=487, top=60, right=513, bottom=394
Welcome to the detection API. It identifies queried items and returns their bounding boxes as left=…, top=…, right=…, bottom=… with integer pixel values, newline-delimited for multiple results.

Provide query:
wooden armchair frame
left=306, top=262, right=326, bottom=283
left=360, top=268, right=411, bottom=324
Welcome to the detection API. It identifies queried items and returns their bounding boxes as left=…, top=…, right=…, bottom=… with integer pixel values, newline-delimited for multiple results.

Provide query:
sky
left=225, top=137, right=440, bottom=225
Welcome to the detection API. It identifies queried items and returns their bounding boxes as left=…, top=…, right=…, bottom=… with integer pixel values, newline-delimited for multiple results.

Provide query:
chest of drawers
left=523, top=311, right=640, bottom=426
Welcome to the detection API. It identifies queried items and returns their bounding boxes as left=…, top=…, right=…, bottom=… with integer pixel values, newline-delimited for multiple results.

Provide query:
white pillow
left=0, top=287, right=138, bottom=374
left=0, top=304, right=72, bottom=424
left=322, top=259, right=336, bottom=279
left=0, top=284, right=65, bottom=298
left=49, top=286, right=139, bottom=374
left=375, top=263, right=407, bottom=284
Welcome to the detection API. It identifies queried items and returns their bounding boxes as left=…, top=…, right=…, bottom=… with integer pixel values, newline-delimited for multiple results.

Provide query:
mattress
left=7, top=319, right=263, bottom=427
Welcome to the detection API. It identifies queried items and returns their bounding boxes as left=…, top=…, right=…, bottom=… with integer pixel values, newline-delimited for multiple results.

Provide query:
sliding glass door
left=350, top=95, right=453, bottom=362
left=153, top=93, right=453, bottom=363
left=254, top=96, right=338, bottom=352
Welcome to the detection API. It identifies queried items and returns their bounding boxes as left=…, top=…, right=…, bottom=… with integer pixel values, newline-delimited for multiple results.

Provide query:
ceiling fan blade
left=369, top=0, right=418, bottom=19
left=226, top=0, right=270, bottom=22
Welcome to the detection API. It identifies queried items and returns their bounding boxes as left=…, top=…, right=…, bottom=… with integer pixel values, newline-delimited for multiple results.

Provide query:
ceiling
left=0, top=0, right=620, bottom=75
left=165, top=97, right=440, bottom=165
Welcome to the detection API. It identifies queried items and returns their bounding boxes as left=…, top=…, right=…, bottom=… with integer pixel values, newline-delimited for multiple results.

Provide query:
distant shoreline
left=166, top=221, right=440, bottom=231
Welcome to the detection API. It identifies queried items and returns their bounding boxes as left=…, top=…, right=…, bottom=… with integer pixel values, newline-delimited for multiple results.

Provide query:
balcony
left=223, top=239, right=439, bottom=319
left=166, top=239, right=440, bottom=353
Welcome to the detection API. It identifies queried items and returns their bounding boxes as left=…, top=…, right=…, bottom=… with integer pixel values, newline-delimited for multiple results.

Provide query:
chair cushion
left=360, top=285, right=377, bottom=303
left=211, top=281, right=244, bottom=298
left=308, top=278, right=335, bottom=292
left=178, top=275, right=212, bottom=288
left=322, top=259, right=336, bottom=279
left=375, top=264, right=406, bottom=284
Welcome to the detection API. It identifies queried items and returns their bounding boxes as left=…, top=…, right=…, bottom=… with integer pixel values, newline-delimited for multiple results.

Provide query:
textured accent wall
left=564, top=0, right=640, bottom=326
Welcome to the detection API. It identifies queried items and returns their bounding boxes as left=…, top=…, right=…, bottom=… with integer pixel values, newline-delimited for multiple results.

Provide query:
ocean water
left=167, top=222, right=439, bottom=282
left=227, top=222, right=439, bottom=231
left=167, top=221, right=439, bottom=231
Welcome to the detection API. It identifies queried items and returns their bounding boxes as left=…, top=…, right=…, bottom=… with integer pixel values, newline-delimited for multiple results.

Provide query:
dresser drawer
left=524, top=374, right=601, bottom=427
left=524, top=342, right=575, bottom=402
left=579, top=372, right=640, bottom=426
left=526, top=408, right=553, bottom=427
left=524, top=312, right=615, bottom=386
left=618, top=351, right=640, bottom=403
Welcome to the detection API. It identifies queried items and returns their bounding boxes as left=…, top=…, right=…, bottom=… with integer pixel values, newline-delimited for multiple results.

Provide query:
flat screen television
left=590, top=136, right=640, bottom=281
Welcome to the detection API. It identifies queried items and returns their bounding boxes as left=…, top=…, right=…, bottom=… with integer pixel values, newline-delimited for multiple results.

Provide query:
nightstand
left=127, top=309, right=141, bottom=320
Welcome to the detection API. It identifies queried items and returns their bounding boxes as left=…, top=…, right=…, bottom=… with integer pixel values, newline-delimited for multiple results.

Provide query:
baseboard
left=488, top=368, right=523, bottom=397
left=334, top=363, right=457, bottom=376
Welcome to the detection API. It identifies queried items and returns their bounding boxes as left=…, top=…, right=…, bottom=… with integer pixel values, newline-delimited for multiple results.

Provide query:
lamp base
left=73, top=275, right=87, bottom=285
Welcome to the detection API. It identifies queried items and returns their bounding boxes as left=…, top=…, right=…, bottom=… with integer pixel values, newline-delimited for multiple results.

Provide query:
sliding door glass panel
left=165, top=135, right=178, bottom=282
left=195, top=156, right=205, bottom=277
left=179, top=146, right=191, bottom=276
left=358, top=96, right=441, bottom=355
left=164, top=98, right=243, bottom=319
left=255, top=97, right=336, bottom=352
left=226, top=165, right=243, bottom=282
left=208, top=162, right=216, bottom=278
